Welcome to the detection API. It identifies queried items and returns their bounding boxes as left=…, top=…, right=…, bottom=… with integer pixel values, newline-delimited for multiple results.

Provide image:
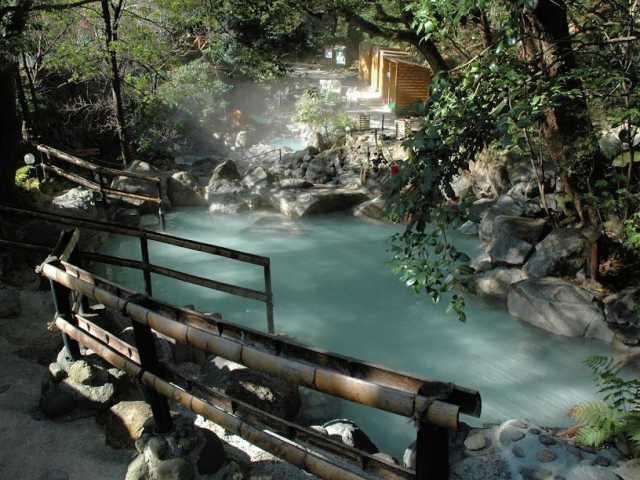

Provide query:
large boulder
left=98, top=401, right=153, bottom=449
left=206, top=179, right=248, bottom=215
left=221, top=369, right=301, bottom=420
left=353, top=196, right=388, bottom=222
left=507, top=278, right=613, bottom=342
left=111, top=160, right=169, bottom=210
left=604, top=287, right=640, bottom=339
left=168, top=172, right=206, bottom=207
left=242, top=166, right=274, bottom=191
left=475, top=268, right=528, bottom=301
left=478, top=195, right=527, bottom=242
left=271, top=188, right=369, bottom=219
left=524, top=228, right=589, bottom=278
left=209, top=159, right=242, bottom=183
left=52, top=187, right=98, bottom=213
left=322, top=419, right=379, bottom=454
left=485, top=216, right=547, bottom=265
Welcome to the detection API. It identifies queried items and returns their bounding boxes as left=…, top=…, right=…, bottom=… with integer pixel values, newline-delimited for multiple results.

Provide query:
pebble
left=566, top=445, right=583, bottom=460
left=536, top=448, right=557, bottom=463
left=520, top=466, right=553, bottom=480
left=512, top=445, right=526, bottom=458
left=464, top=432, right=487, bottom=451
left=539, top=434, right=557, bottom=446
left=593, top=455, right=611, bottom=467
left=529, top=428, right=541, bottom=435
left=499, top=427, right=525, bottom=445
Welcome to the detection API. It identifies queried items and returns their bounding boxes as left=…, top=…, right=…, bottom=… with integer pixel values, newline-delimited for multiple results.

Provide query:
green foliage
left=625, top=212, right=640, bottom=252
left=572, top=356, right=640, bottom=451
left=132, top=61, right=230, bottom=155
left=14, top=166, right=39, bottom=191
left=295, top=88, right=346, bottom=134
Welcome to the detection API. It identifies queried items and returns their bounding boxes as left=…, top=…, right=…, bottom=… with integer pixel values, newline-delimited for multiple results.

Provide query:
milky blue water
left=270, top=136, right=307, bottom=152
left=101, top=209, right=612, bottom=457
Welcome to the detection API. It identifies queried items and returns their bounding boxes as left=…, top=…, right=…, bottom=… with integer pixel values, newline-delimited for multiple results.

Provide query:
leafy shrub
left=572, top=356, right=640, bottom=451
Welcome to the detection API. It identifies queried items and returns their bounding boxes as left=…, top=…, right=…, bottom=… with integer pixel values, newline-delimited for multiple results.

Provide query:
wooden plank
left=38, top=144, right=161, bottom=183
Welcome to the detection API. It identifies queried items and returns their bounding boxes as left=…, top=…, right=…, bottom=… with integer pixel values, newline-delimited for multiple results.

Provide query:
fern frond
left=571, top=401, right=623, bottom=426
left=575, top=425, right=611, bottom=448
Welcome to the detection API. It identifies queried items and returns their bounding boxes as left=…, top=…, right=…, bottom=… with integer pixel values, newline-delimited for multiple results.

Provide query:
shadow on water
left=102, top=208, right=613, bottom=457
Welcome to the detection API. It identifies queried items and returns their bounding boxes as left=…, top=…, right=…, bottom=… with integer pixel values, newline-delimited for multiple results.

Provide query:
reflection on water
left=102, top=209, right=612, bottom=457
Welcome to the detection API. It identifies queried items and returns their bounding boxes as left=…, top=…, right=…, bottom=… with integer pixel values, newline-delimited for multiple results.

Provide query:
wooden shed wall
left=378, top=50, right=409, bottom=92
left=391, top=61, right=432, bottom=111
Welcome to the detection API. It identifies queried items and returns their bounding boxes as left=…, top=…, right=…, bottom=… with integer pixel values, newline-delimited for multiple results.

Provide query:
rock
left=475, top=268, right=528, bottom=300
left=204, top=356, right=247, bottom=385
left=353, top=196, right=387, bottom=222
left=615, top=459, right=640, bottom=480
left=599, top=129, right=624, bottom=160
left=525, top=229, right=588, bottom=278
left=484, top=216, right=548, bottom=262
left=210, top=461, right=244, bottom=480
left=469, top=199, right=497, bottom=222
left=403, top=441, right=416, bottom=470
left=566, top=465, right=619, bottom=480
left=52, top=187, right=97, bottom=213
left=499, top=427, right=525, bottom=445
left=111, top=161, right=168, bottom=210
left=471, top=252, right=493, bottom=273
left=196, top=430, right=226, bottom=475
left=322, top=419, right=379, bottom=454
left=538, top=434, right=557, bottom=446
left=536, top=448, right=557, bottom=463
left=125, top=455, right=149, bottom=480
left=297, top=387, right=340, bottom=425
left=0, top=288, right=21, bottom=318
left=168, top=172, right=206, bottom=207
left=477, top=195, right=526, bottom=239
left=452, top=454, right=512, bottom=480
left=48, top=362, right=66, bottom=382
left=67, top=360, right=107, bottom=386
left=271, top=187, right=369, bottom=219
left=458, top=221, right=479, bottom=236
left=604, top=287, right=640, bottom=337
left=154, top=458, right=194, bottom=480
left=99, top=401, right=153, bottom=449
left=221, top=369, right=300, bottom=420
left=66, top=379, right=117, bottom=410
left=520, top=466, right=553, bottom=480
left=464, top=432, right=488, bottom=451
left=243, top=166, right=273, bottom=191
left=279, top=179, right=313, bottom=189
left=507, top=278, right=612, bottom=341
left=248, top=461, right=315, bottom=479
left=512, top=445, right=526, bottom=458
left=592, top=455, right=611, bottom=467
left=210, top=160, right=242, bottom=183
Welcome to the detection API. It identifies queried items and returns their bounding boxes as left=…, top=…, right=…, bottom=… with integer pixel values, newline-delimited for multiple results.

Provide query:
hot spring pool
left=101, top=209, right=612, bottom=456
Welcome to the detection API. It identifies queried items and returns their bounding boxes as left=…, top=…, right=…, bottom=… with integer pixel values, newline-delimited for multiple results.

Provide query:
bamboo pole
left=70, top=315, right=412, bottom=479
left=53, top=260, right=480, bottom=418
left=42, top=263, right=460, bottom=430
left=55, top=316, right=386, bottom=480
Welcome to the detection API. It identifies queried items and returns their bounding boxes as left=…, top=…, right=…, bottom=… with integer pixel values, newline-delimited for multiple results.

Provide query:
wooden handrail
left=42, top=261, right=463, bottom=430
left=37, top=144, right=161, bottom=183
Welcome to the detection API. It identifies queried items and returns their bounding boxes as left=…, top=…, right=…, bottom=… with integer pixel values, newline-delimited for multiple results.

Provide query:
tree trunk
left=100, top=0, right=131, bottom=166
left=521, top=0, right=602, bottom=225
left=0, top=61, right=20, bottom=205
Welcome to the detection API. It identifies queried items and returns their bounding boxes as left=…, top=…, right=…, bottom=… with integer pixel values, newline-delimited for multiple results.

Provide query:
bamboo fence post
left=415, top=421, right=449, bottom=480
left=139, top=234, right=153, bottom=297
left=264, top=259, right=275, bottom=334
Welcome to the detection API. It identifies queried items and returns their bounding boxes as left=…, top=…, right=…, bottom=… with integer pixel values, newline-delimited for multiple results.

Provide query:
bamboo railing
left=0, top=205, right=275, bottom=333
left=35, top=144, right=166, bottom=229
left=38, top=230, right=482, bottom=478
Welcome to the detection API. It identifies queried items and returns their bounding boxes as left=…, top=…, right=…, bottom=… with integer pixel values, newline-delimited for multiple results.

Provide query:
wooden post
left=264, top=260, right=274, bottom=334
left=139, top=235, right=153, bottom=297
left=48, top=230, right=82, bottom=359
left=134, top=235, right=172, bottom=432
left=156, top=183, right=165, bottom=231
left=415, top=421, right=449, bottom=480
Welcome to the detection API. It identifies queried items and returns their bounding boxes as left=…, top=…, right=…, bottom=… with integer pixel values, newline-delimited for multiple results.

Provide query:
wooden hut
left=385, top=57, right=432, bottom=112
left=378, top=49, right=410, bottom=93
